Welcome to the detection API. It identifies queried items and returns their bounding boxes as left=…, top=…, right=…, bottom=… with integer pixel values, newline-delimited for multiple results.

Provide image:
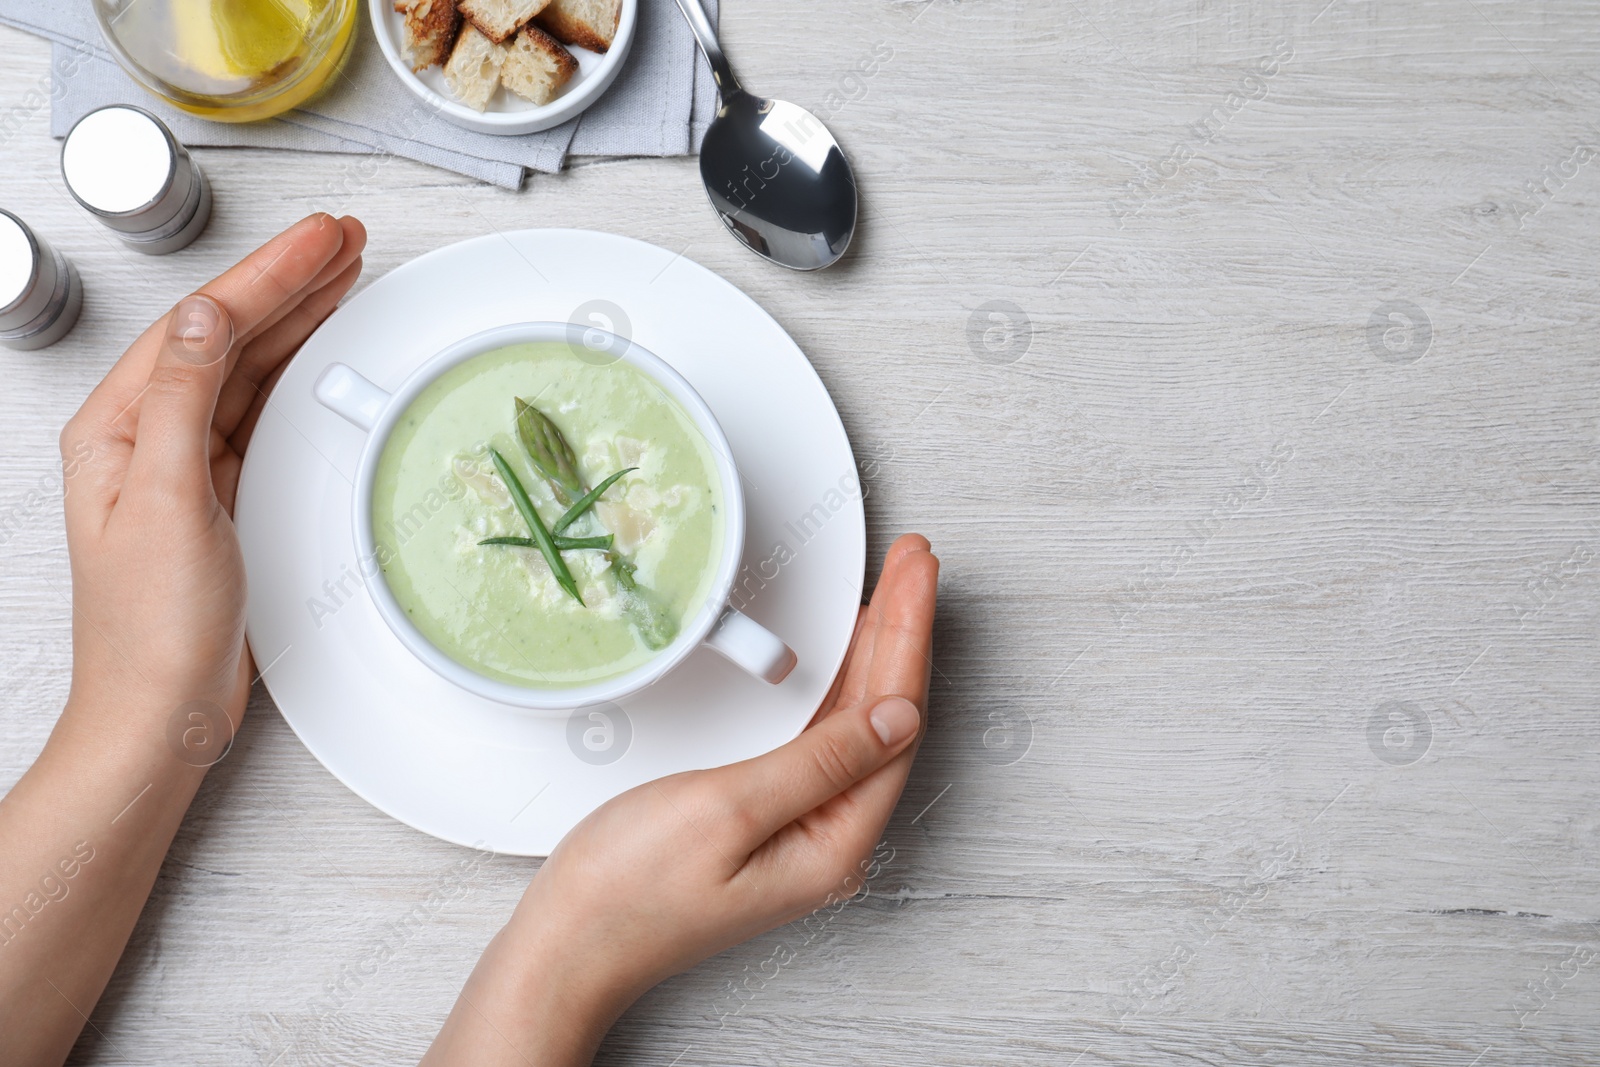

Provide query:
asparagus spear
left=515, top=399, right=678, bottom=650
left=516, top=398, right=583, bottom=503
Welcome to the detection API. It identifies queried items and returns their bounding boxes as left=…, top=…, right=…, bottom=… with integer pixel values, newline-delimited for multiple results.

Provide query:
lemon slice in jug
left=213, top=0, right=313, bottom=77
left=166, top=0, right=311, bottom=82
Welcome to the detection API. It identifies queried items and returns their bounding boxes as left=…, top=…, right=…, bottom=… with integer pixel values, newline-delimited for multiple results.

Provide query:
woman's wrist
left=65, top=655, right=242, bottom=735
left=497, top=908, right=635, bottom=1048
left=424, top=910, right=634, bottom=1066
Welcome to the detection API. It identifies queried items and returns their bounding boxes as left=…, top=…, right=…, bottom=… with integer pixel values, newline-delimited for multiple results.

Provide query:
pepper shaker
left=61, top=105, right=212, bottom=255
left=0, top=210, right=83, bottom=351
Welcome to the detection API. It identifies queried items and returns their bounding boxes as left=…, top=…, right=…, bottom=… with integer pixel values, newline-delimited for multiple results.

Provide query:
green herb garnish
left=479, top=535, right=614, bottom=551
left=488, top=448, right=583, bottom=605
left=513, top=400, right=679, bottom=651
left=553, top=467, right=636, bottom=534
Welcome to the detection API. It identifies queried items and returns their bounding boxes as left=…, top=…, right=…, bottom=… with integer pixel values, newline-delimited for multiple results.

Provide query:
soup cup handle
left=314, top=363, right=390, bottom=432
left=704, top=609, right=796, bottom=685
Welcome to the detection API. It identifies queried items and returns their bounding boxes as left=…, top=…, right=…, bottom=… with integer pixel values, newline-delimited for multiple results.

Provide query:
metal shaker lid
left=0, top=210, right=80, bottom=349
left=0, top=209, right=42, bottom=323
left=61, top=105, right=179, bottom=222
left=62, top=105, right=210, bottom=254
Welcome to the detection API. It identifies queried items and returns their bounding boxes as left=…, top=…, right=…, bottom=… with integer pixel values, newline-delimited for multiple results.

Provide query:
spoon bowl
left=672, top=0, right=858, bottom=270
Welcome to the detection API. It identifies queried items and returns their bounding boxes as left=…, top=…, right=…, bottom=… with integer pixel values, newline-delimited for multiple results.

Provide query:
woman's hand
left=424, top=534, right=939, bottom=1066
left=0, top=214, right=366, bottom=1067
left=60, top=213, right=366, bottom=728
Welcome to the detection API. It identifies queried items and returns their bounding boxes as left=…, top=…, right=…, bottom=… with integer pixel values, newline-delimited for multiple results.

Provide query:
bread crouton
left=395, top=0, right=461, bottom=71
left=457, top=0, right=550, bottom=43
left=444, top=23, right=507, bottom=110
left=534, top=0, right=620, bottom=53
left=501, top=25, right=578, bottom=105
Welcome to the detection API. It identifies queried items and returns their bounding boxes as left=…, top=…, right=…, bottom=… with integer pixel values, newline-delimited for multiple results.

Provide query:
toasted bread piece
left=395, top=0, right=461, bottom=71
left=534, top=0, right=620, bottom=53
left=501, top=25, right=578, bottom=105
left=458, top=0, right=549, bottom=43
left=444, top=23, right=507, bottom=110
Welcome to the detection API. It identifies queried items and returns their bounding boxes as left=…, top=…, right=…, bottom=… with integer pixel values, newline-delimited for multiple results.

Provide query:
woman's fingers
left=757, top=547, right=939, bottom=892
left=807, top=606, right=867, bottom=727
left=316, top=216, right=367, bottom=281
left=124, top=296, right=235, bottom=494
left=807, top=548, right=938, bottom=820
left=823, top=539, right=904, bottom=717
left=227, top=216, right=366, bottom=353
left=717, top=695, right=922, bottom=850
left=196, top=214, right=349, bottom=346
left=216, top=254, right=364, bottom=443
left=834, top=533, right=931, bottom=711
left=75, top=214, right=348, bottom=435
left=862, top=546, right=939, bottom=706
left=721, top=534, right=934, bottom=854
left=829, top=546, right=939, bottom=797
left=59, top=215, right=355, bottom=521
left=885, top=532, right=931, bottom=569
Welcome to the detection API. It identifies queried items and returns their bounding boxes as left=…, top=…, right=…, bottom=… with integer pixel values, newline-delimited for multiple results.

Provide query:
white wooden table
left=3, top=2, right=1598, bottom=1063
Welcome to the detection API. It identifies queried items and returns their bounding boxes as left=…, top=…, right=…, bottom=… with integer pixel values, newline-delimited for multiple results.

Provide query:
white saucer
left=370, top=0, right=637, bottom=136
left=235, top=230, right=864, bottom=856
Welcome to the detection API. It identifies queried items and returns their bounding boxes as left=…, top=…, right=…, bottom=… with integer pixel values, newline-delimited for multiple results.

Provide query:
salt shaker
left=61, top=105, right=212, bottom=255
left=0, top=210, right=83, bottom=351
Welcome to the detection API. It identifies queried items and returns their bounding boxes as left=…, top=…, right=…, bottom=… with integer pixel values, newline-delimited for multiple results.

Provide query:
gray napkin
left=0, top=0, right=716, bottom=190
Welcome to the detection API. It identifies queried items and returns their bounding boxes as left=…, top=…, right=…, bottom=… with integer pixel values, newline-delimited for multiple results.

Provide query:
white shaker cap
left=62, top=105, right=211, bottom=255
left=0, top=210, right=82, bottom=351
left=0, top=210, right=33, bottom=313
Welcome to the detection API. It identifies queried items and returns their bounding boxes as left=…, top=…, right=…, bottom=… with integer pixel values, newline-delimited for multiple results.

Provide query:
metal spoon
left=670, top=0, right=858, bottom=271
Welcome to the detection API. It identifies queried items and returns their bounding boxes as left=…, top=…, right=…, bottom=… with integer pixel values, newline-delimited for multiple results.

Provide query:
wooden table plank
left=1, top=1, right=1596, bottom=1062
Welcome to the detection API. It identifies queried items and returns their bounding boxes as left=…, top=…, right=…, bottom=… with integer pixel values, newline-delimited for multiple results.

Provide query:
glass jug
left=93, top=0, right=358, bottom=122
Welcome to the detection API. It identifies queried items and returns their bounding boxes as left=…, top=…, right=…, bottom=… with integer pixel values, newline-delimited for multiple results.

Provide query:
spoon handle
left=670, top=0, right=742, bottom=98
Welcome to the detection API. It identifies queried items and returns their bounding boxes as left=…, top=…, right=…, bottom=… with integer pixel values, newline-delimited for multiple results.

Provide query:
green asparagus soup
left=371, top=342, right=725, bottom=688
